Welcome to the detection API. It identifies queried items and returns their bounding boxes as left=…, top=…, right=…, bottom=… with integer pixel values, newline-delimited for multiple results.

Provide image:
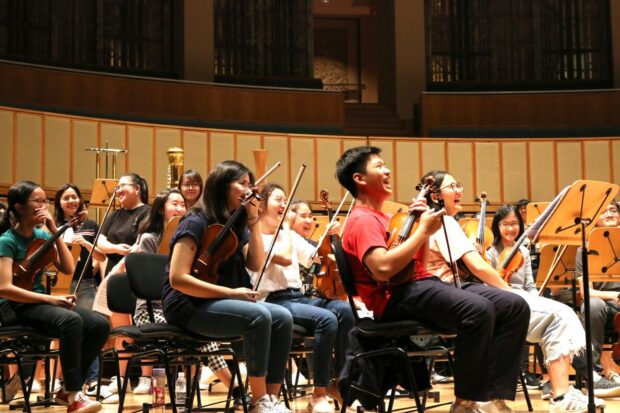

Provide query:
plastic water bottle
left=175, top=372, right=187, bottom=413
left=152, top=368, right=166, bottom=413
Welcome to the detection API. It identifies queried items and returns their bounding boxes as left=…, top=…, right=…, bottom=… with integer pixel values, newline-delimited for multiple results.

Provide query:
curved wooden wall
left=1, top=106, right=619, bottom=210
left=0, top=60, right=344, bottom=133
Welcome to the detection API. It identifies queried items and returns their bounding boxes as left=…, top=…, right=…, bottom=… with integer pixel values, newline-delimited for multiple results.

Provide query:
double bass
left=312, top=190, right=347, bottom=300
left=13, top=215, right=83, bottom=290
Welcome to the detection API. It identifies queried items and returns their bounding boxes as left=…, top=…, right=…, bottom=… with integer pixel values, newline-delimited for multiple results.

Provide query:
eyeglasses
left=499, top=222, right=520, bottom=229
left=181, top=183, right=200, bottom=189
left=28, top=198, right=50, bottom=206
left=118, top=183, right=136, bottom=189
left=439, top=182, right=464, bottom=192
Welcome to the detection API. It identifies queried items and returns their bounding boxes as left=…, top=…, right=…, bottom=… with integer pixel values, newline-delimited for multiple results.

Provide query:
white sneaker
left=270, top=394, right=292, bottom=413
left=84, top=382, right=119, bottom=404
left=307, top=395, right=334, bottom=413
left=478, top=399, right=512, bottom=413
left=606, top=371, right=620, bottom=384
left=107, top=376, right=128, bottom=394
left=249, top=395, right=274, bottom=413
left=550, top=386, right=605, bottom=413
left=133, top=377, right=152, bottom=395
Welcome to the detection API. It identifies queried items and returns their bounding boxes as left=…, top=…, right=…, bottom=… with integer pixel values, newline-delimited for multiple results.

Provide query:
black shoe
left=523, top=372, right=542, bottom=390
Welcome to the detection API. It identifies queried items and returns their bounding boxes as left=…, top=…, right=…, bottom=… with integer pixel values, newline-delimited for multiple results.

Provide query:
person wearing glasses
left=574, top=200, right=620, bottom=392
left=0, top=181, right=109, bottom=413
left=178, top=170, right=204, bottom=209
left=336, top=147, right=529, bottom=413
left=486, top=205, right=606, bottom=410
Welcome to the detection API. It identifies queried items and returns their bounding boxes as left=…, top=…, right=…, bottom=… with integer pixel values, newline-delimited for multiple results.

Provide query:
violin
left=313, top=190, right=347, bottom=300
left=462, top=192, right=493, bottom=261
left=192, top=189, right=259, bottom=284
left=13, top=215, right=84, bottom=290
left=496, top=232, right=528, bottom=283
left=385, top=177, right=436, bottom=285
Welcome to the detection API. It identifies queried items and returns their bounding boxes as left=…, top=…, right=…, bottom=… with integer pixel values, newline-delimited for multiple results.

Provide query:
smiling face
left=226, top=173, right=252, bottom=212
left=18, top=187, right=48, bottom=226
left=163, top=192, right=186, bottom=223
left=435, top=174, right=463, bottom=217
left=180, top=176, right=201, bottom=207
left=60, top=187, right=81, bottom=218
left=498, top=211, right=521, bottom=245
left=116, top=176, right=141, bottom=209
left=356, top=154, right=392, bottom=200
left=261, top=188, right=287, bottom=227
left=292, top=202, right=314, bottom=238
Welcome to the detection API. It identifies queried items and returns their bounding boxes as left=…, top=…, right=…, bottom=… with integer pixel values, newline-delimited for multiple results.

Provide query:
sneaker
left=541, top=381, right=552, bottom=400
left=84, top=382, right=118, bottom=404
left=67, top=391, right=102, bottom=413
left=550, top=386, right=605, bottom=413
left=3, top=374, right=21, bottom=402
left=523, top=372, right=543, bottom=390
left=606, top=371, right=620, bottom=384
left=30, top=378, right=41, bottom=394
left=133, top=376, right=152, bottom=395
left=592, top=376, right=620, bottom=398
left=270, top=394, right=292, bottom=413
left=449, top=400, right=482, bottom=413
left=478, top=399, right=513, bottom=413
left=307, top=395, right=334, bottom=413
left=431, top=370, right=454, bottom=384
left=249, top=394, right=274, bottom=413
left=106, top=376, right=127, bottom=394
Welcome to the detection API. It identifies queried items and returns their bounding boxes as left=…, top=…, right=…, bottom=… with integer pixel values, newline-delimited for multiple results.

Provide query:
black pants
left=382, top=277, right=530, bottom=402
left=9, top=303, right=110, bottom=392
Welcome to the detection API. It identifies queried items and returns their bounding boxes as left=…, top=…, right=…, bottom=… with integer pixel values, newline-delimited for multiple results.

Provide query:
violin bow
left=253, top=162, right=307, bottom=291
left=338, top=194, right=355, bottom=238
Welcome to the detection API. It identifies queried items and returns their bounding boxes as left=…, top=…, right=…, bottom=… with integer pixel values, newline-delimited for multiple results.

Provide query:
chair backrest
left=331, top=238, right=361, bottom=322
left=107, top=273, right=137, bottom=315
left=125, top=252, right=168, bottom=301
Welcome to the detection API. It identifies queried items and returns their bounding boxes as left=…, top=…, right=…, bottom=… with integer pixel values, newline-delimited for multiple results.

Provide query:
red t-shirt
left=341, top=205, right=432, bottom=319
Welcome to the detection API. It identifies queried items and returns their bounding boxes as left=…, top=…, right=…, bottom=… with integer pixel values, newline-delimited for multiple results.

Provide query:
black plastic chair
left=105, top=252, right=247, bottom=413
left=331, top=238, right=455, bottom=413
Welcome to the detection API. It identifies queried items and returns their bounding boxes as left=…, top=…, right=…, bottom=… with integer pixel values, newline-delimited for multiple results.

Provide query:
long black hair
left=202, top=161, right=255, bottom=234
left=137, top=188, right=184, bottom=237
left=0, top=181, right=39, bottom=235
left=491, top=204, right=524, bottom=250
left=54, top=183, right=86, bottom=224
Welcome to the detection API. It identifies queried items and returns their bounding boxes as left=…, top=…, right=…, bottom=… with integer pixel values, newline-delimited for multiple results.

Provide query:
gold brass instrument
left=167, top=147, right=184, bottom=189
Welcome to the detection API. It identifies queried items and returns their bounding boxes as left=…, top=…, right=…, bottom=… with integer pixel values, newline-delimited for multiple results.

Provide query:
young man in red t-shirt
left=336, top=146, right=530, bottom=413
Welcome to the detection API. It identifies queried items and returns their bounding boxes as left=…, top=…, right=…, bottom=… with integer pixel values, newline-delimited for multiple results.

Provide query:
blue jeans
left=183, top=299, right=293, bottom=385
left=267, top=289, right=355, bottom=387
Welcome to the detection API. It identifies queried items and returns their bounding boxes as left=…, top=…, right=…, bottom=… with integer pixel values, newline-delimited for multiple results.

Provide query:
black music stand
left=529, top=180, right=618, bottom=413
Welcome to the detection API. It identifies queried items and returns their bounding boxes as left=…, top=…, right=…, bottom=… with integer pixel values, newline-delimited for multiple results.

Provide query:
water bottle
left=175, top=372, right=187, bottom=413
left=152, top=368, right=166, bottom=413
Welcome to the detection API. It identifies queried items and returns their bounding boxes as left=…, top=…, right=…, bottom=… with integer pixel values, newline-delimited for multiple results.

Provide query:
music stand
left=89, top=179, right=118, bottom=207
left=529, top=180, right=618, bottom=413
left=587, top=227, right=620, bottom=282
left=526, top=202, right=549, bottom=227
left=536, top=244, right=578, bottom=309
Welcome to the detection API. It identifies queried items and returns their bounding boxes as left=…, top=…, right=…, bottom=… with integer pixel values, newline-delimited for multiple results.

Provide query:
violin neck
left=477, top=201, right=487, bottom=244
left=24, top=222, right=71, bottom=268
left=207, top=205, right=246, bottom=255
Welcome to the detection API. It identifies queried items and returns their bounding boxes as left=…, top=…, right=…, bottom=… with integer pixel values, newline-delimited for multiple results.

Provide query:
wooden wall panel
left=529, top=142, right=555, bottom=202
left=263, top=135, right=289, bottom=189
left=236, top=134, right=261, bottom=174
left=99, top=123, right=126, bottom=178
left=44, top=117, right=70, bottom=189
left=421, top=142, right=445, bottom=177
left=447, top=142, right=474, bottom=203
left=127, top=126, right=154, bottom=192
left=475, top=143, right=501, bottom=203
left=501, top=142, right=528, bottom=203
left=584, top=141, right=611, bottom=182
left=316, top=138, right=342, bottom=201
left=209, top=132, right=234, bottom=172
left=0, top=110, right=14, bottom=184
left=182, top=130, right=209, bottom=178
left=395, top=141, right=421, bottom=199
left=16, top=113, right=42, bottom=183
left=291, top=137, right=316, bottom=202
left=557, top=142, right=582, bottom=189
left=72, top=120, right=98, bottom=189
left=613, top=141, right=620, bottom=187
left=154, top=128, right=181, bottom=193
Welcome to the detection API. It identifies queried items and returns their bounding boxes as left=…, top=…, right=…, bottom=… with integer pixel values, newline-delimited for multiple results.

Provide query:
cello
left=312, top=190, right=347, bottom=300
left=13, top=214, right=84, bottom=290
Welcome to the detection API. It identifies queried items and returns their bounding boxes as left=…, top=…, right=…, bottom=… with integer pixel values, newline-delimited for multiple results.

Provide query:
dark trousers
left=12, top=303, right=110, bottom=392
left=382, top=277, right=530, bottom=402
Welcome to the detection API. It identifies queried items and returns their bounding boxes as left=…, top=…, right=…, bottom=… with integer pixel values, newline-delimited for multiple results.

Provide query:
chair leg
left=519, top=371, right=533, bottom=412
